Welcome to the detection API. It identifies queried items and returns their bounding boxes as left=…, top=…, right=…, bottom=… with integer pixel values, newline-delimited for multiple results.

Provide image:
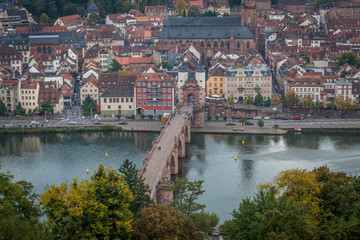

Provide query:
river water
left=1, top=132, right=359, bottom=222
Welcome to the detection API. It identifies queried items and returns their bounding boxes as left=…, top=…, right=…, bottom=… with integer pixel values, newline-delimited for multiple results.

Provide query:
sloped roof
left=100, top=85, right=133, bottom=98
left=160, top=17, right=254, bottom=39
left=58, top=14, right=82, bottom=25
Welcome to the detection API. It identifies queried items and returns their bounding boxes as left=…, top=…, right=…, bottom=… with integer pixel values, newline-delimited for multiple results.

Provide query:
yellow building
left=20, top=81, right=39, bottom=113
left=206, top=68, right=225, bottom=96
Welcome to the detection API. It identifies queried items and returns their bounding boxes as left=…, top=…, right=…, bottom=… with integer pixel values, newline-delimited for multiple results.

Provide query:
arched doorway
left=136, top=108, right=143, bottom=114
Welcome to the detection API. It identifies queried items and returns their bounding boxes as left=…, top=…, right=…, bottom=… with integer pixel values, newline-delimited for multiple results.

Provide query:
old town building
left=159, top=17, right=255, bottom=60
left=134, top=72, right=175, bottom=115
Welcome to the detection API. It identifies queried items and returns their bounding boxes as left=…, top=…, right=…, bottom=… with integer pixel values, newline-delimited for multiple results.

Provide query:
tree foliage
left=168, top=177, right=205, bottom=215
left=40, top=100, right=54, bottom=114
left=176, top=0, right=186, bottom=15
left=81, top=95, right=96, bottom=114
left=243, top=94, right=254, bottom=105
left=336, top=51, right=359, bottom=67
left=257, top=119, right=264, bottom=128
left=0, top=99, right=7, bottom=116
left=40, top=163, right=134, bottom=239
left=303, top=94, right=314, bottom=108
left=39, top=13, right=51, bottom=23
left=283, top=90, right=300, bottom=108
left=108, top=59, right=123, bottom=73
left=0, top=168, right=48, bottom=239
left=224, top=167, right=360, bottom=240
left=271, top=93, right=282, bottom=106
left=254, top=92, right=264, bottom=106
left=118, top=159, right=152, bottom=218
left=133, top=204, right=199, bottom=240
left=189, top=211, right=219, bottom=238
left=14, top=102, right=24, bottom=116
left=87, top=13, right=103, bottom=25
left=227, top=94, right=235, bottom=106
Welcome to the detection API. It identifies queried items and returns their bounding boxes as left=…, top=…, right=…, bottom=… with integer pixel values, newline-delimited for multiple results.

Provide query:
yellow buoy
left=234, top=155, right=237, bottom=161
left=86, top=168, right=89, bottom=174
left=242, top=140, right=245, bottom=144
left=105, top=152, right=108, bottom=158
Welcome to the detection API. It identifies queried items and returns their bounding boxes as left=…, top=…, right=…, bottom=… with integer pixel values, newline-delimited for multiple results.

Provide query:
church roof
left=160, top=17, right=255, bottom=39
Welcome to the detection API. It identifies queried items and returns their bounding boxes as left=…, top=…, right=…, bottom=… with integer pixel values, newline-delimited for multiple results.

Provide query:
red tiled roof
left=58, top=14, right=82, bottom=25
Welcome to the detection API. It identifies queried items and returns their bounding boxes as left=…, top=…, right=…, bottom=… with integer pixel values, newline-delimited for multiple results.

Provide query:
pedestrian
left=174, top=136, right=176, bottom=142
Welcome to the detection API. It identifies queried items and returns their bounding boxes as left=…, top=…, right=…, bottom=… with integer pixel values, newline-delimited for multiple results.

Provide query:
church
left=158, top=16, right=256, bottom=60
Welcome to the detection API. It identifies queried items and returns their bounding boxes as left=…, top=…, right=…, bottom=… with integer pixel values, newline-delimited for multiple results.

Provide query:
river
left=0, top=132, right=359, bottom=223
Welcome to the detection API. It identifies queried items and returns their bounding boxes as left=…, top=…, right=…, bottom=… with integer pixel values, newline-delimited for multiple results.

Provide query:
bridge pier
left=156, top=180, right=173, bottom=205
left=170, top=152, right=178, bottom=175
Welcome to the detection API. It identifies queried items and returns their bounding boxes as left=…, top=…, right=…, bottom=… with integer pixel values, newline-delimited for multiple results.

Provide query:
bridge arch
left=170, top=154, right=177, bottom=174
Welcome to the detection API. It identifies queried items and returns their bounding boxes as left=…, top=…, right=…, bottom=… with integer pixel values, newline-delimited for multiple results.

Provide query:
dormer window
left=304, top=82, right=307, bottom=85
left=312, top=82, right=315, bottom=85
left=296, top=81, right=299, bottom=85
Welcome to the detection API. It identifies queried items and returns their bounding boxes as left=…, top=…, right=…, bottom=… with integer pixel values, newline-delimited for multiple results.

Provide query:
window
left=108, top=105, right=111, bottom=109
left=121, top=98, right=124, bottom=103
left=104, top=98, right=107, bottom=103
left=138, top=102, right=141, bottom=106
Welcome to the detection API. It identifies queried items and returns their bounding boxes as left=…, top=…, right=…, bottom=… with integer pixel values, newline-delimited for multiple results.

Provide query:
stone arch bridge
left=139, top=105, right=194, bottom=204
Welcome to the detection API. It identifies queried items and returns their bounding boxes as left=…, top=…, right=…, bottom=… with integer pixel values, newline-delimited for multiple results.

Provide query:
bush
left=148, top=114, right=154, bottom=120
left=207, top=115, right=212, bottom=121
left=257, top=119, right=264, bottom=128
left=223, top=116, right=227, bottom=121
left=130, top=114, right=135, bottom=120
left=215, top=115, right=219, bottom=120
left=157, top=114, right=162, bottom=120
left=140, top=114, right=146, bottom=119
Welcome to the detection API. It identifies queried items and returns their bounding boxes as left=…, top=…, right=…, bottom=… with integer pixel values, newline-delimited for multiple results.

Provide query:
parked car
left=245, top=122, right=254, bottom=125
left=274, top=116, right=281, bottom=119
left=282, top=117, right=290, bottom=120
left=226, top=121, right=236, bottom=126
left=69, top=121, right=77, bottom=125
left=253, top=116, right=262, bottom=120
left=245, top=116, right=253, bottom=119
left=265, top=102, right=271, bottom=107
left=30, top=121, right=40, bottom=126
left=264, top=116, right=270, bottom=120
left=233, top=116, right=242, bottom=120
left=93, top=121, right=102, bottom=125
left=118, top=121, right=128, bottom=125
left=292, top=116, right=301, bottom=120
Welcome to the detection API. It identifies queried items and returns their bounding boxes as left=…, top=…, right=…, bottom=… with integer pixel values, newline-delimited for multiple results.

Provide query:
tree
left=40, top=100, right=54, bottom=114
left=254, top=92, right=264, bottom=106
left=303, top=94, right=314, bottom=108
left=158, top=61, right=172, bottom=70
left=223, top=188, right=311, bottom=240
left=40, top=163, right=134, bottom=239
left=147, top=114, right=154, bottom=120
left=257, top=119, right=264, bottom=128
left=327, top=100, right=336, bottom=110
left=81, top=96, right=96, bottom=115
left=176, top=0, right=186, bottom=15
left=283, top=90, right=300, bottom=108
left=133, top=204, right=199, bottom=240
left=259, top=168, right=322, bottom=219
left=187, top=6, right=198, bottom=17
left=108, top=59, right=123, bottom=73
left=313, top=100, right=321, bottom=110
left=243, top=95, right=254, bottom=105
left=336, top=51, right=359, bottom=67
left=14, top=102, right=24, bottom=116
left=273, top=124, right=279, bottom=131
left=0, top=99, right=7, bottom=116
left=227, top=94, right=235, bottom=106
left=168, top=177, right=205, bottom=215
left=39, top=13, right=51, bottom=23
left=189, top=211, right=219, bottom=238
left=87, top=13, right=103, bottom=25
left=0, top=168, right=49, bottom=239
left=118, top=159, right=152, bottom=217
left=239, top=118, right=247, bottom=128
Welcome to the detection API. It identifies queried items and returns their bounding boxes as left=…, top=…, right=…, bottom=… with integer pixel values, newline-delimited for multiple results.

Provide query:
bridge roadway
left=142, top=105, right=193, bottom=201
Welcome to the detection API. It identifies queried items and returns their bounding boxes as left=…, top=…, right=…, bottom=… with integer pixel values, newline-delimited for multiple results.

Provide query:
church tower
left=241, top=0, right=258, bottom=37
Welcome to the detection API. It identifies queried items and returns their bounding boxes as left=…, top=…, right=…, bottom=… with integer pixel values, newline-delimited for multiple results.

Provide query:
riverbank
left=0, top=125, right=123, bottom=134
